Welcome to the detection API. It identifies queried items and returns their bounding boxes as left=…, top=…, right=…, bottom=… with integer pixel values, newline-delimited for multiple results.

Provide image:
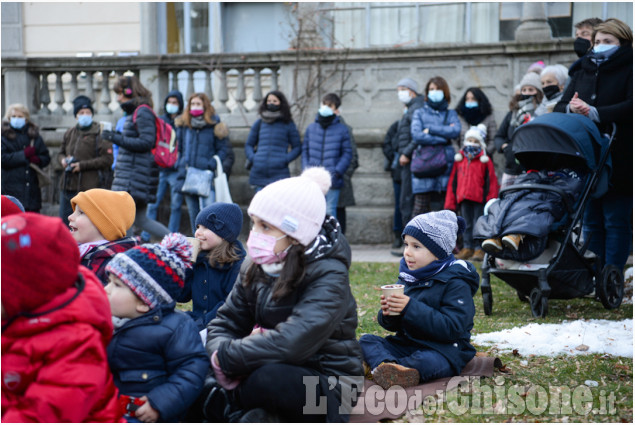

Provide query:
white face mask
left=397, top=90, right=412, bottom=104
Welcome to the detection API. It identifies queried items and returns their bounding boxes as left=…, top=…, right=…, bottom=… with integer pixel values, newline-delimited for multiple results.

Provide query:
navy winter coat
left=177, top=241, right=246, bottom=331
left=175, top=123, right=229, bottom=192
left=378, top=260, right=479, bottom=375
left=107, top=303, right=208, bottom=422
left=245, top=118, right=301, bottom=187
left=110, top=99, right=159, bottom=204
left=302, top=115, right=352, bottom=189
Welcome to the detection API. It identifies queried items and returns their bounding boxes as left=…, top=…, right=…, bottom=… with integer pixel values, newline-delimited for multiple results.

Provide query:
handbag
left=28, top=140, right=51, bottom=187
left=213, top=155, right=232, bottom=203
left=410, top=110, right=450, bottom=178
left=181, top=166, right=213, bottom=197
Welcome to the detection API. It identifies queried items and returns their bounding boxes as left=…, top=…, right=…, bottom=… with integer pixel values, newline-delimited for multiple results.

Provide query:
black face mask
left=266, top=103, right=281, bottom=112
left=574, top=37, right=592, bottom=58
left=542, top=85, right=560, bottom=100
left=519, top=94, right=534, bottom=101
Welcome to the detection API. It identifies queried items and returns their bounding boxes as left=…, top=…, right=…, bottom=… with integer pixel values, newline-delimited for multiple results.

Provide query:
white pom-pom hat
left=248, top=167, right=332, bottom=246
left=455, top=123, right=489, bottom=163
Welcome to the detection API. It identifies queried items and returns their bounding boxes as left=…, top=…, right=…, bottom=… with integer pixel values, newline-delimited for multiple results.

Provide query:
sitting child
left=475, top=168, right=585, bottom=261
left=359, top=210, right=479, bottom=390
left=177, top=202, right=246, bottom=331
left=2, top=213, right=121, bottom=422
left=68, top=188, right=139, bottom=284
left=445, top=124, right=499, bottom=262
left=104, top=233, right=209, bottom=422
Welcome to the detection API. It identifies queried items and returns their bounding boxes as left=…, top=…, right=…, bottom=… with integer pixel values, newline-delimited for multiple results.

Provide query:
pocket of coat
left=118, top=369, right=167, bottom=384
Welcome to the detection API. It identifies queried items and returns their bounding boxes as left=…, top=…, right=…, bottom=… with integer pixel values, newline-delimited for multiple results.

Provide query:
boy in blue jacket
left=359, top=210, right=479, bottom=390
left=302, top=93, right=352, bottom=218
left=105, top=233, right=209, bottom=422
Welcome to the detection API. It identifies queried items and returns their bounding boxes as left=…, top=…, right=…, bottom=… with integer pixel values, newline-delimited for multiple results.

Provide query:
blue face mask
left=77, top=114, right=93, bottom=127
left=464, top=145, right=482, bottom=159
left=10, top=117, right=26, bottom=129
left=427, top=90, right=444, bottom=103
left=165, top=103, right=179, bottom=114
left=593, top=44, right=619, bottom=54
left=465, top=101, right=479, bottom=108
left=318, top=104, right=334, bottom=117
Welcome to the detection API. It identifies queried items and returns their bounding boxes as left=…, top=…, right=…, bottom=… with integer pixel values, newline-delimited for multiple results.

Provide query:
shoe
left=455, top=247, right=474, bottom=260
left=392, top=231, right=403, bottom=249
left=390, top=246, right=404, bottom=257
left=372, top=362, right=420, bottom=390
left=482, top=238, right=503, bottom=253
left=502, top=234, right=524, bottom=251
left=469, top=249, right=485, bottom=262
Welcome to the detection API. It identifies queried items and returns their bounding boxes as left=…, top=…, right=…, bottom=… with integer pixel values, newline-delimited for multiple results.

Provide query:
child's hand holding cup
left=381, top=284, right=407, bottom=316
left=186, top=237, right=201, bottom=262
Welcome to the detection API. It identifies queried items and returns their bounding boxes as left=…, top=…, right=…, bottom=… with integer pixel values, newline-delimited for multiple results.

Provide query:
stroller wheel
left=529, top=288, right=548, bottom=318
left=517, top=291, right=529, bottom=303
left=482, top=291, right=493, bottom=316
left=597, top=265, right=624, bottom=310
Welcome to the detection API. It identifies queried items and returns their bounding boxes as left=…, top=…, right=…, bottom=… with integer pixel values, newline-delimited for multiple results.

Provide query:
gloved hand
left=101, top=130, right=122, bottom=144
left=28, top=155, right=41, bottom=165
left=24, top=146, right=36, bottom=158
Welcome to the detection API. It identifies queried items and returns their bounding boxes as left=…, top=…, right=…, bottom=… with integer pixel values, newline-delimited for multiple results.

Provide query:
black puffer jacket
left=396, top=95, right=426, bottom=158
left=1, top=121, right=51, bottom=212
left=206, top=217, right=363, bottom=380
left=110, top=98, right=159, bottom=204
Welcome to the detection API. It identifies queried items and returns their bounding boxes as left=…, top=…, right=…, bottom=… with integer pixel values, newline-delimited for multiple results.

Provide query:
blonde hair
left=176, top=92, right=217, bottom=128
left=593, top=18, right=633, bottom=45
left=3, top=104, right=31, bottom=122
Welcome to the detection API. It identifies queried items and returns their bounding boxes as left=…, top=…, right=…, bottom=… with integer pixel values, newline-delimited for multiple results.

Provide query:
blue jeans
left=144, top=170, right=183, bottom=239
left=325, top=189, right=340, bottom=218
left=359, top=334, right=453, bottom=382
left=184, top=191, right=215, bottom=235
left=583, top=192, right=633, bottom=273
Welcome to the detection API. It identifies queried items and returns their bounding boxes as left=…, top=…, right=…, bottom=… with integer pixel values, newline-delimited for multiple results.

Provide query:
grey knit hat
left=397, top=77, right=419, bottom=94
left=519, top=72, right=543, bottom=93
left=402, top=210, right=466, bottom=259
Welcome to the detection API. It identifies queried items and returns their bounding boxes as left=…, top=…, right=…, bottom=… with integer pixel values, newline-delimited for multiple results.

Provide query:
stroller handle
left=499, top=183, right=573, bottom=215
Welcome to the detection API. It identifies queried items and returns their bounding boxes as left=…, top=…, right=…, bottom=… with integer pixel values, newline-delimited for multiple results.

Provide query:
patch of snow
left=473, top=319, right=632, bottom=358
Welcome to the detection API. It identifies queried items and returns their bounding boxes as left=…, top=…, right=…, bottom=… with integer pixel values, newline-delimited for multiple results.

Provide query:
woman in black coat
left=554, top=18, right=633, bottom=273
left=1, top=104, right=51, bottom=212
left=101, top=75, right=170, bottom=239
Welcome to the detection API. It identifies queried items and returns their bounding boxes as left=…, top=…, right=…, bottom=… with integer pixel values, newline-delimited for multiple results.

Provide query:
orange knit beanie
left=71, top=189, right=135, bottom=241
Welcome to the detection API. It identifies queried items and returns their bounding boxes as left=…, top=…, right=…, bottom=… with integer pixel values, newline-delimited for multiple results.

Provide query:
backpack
left=133, top=104, right=178, bottom=168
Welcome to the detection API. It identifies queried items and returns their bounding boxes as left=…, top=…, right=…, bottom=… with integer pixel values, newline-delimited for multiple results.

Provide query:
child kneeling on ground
left=359, top=210, right=479, bottom=390
left=105, top=234, right=209, bottom=422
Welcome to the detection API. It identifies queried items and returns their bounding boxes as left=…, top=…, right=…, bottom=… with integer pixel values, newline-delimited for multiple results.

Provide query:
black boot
left=392, top=230, right=403, bottom=249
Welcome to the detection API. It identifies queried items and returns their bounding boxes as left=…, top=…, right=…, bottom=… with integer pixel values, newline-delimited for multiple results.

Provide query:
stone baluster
left=271, top=68, right=279, bottom=91
left=235, top=68, right=246, bottom=112
left=170, top=70, right=178, bottom=92
left=39, top=72, right=51, bottom=115
left=53, top=72, right=65, bottom=115
left=85, top=72, right=96, bottom=103
left=252, top=68, right=263, bottom=110
left=186, top=70, right=194, bottom=98
left=204, top=70, right=213, bottom=102
left=215, top=69, right=229, bottom=113
left=99, top=70, right=112, bottom=114
left=69, top=71, right=79, bottom=104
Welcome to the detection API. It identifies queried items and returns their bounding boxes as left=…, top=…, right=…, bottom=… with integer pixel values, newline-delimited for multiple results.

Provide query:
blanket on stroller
left=474, top=169, right=585, bottom=261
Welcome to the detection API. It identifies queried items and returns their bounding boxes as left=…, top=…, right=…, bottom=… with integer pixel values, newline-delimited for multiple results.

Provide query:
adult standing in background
left=454, top=87, right=497, bottom=157
left=245, top=90, right=301, bottom=192
left=1, top=104, right=51, bottom=213
left=555, top=18, right=633, bottom=274
left=101, top=75, right=170, bottom=239
left=58, top=95, right=113, bottom=226
left=535, top=65, right=569, bottom=116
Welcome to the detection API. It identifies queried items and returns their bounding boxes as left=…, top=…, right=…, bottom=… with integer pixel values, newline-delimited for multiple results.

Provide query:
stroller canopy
left=512, top=113, right=611, bottom=173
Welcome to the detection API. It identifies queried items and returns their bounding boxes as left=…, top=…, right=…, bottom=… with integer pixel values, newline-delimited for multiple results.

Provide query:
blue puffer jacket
left=175, top=123, right=228, bottom=192
left=107, top=303, right=209, bottom=422
left=177, top=241, right=246, bottom=331
left=302, top=115, right=352, bottom=189
left=410, top=103, right=461, bottom=194
left=378, top=259, right=479, bottom=375
left=245, top=119, right=301, bottom=187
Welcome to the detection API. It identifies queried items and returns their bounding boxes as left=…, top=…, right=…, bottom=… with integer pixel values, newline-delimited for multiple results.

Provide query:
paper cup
left=381, top=284, right=405, bottom=316
left=100, top=121, right=112, bottom=132
left=187, top=237, right=201, bottom=262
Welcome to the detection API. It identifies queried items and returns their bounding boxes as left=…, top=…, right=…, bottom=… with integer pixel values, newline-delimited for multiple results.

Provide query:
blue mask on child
left=10, top=117, right=26, bottom=129
left=464, top=145, right=481, bottom=159
left=427, top=90, right=444, bottom=103
left=77, top=115, right=93, bottom=127
left=318, top=104, right=334, bottom=117
left=465, top=101, right=479, bottom=108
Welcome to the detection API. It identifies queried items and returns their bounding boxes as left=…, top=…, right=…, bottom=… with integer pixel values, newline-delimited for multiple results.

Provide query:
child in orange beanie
left=68, top=188, right=139, bottom=284
left=1, top=213, right=122, bottom=422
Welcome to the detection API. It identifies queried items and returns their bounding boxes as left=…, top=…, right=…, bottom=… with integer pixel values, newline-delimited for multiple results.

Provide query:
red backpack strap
left=132, top=104, right=155, bottom=124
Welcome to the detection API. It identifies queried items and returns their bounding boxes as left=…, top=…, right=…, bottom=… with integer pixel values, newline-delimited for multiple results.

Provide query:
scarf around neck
left=260, top=110, right=282, bottom=124
left=398, top=254, right=456, bottom=285
left=427, top=99, right=448, bottom=111
left=190, top=116, right=207, bottom=129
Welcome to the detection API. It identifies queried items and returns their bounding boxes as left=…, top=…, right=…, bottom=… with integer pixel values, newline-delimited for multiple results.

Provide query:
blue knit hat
left=105, top=233, right=192, bottom=309
left=195, top=203, right=243, bottom=243
left=402, top=210, right=466, bottom=259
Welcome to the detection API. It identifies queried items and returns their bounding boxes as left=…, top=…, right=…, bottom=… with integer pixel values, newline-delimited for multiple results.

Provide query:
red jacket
left=445, top=151, right=499, bottom=210
left=1, top=266, right=123, bottom=423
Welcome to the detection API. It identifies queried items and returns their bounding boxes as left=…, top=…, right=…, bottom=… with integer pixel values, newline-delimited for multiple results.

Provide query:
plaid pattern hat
left=195, top=202, right=243, bottom=243
left=402, top=210, right=466, bottom=260
left=105, top=233, right=192, bottom=309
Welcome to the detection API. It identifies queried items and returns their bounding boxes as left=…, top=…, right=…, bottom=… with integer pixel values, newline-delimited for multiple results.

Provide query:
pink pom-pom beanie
left=247, top=167, right=331, bottom=246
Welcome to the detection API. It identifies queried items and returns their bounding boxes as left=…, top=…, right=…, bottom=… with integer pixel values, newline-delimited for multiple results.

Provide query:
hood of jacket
left=304, top=215, right=351, bottom=269
left=163, top=90, right=184, bottom=115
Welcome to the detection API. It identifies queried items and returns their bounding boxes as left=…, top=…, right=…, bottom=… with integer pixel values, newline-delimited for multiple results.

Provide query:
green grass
left=350, top=262, right=633, bottom=422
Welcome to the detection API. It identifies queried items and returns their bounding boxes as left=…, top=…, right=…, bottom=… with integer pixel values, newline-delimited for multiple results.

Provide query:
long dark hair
left=243, top=244, right=306, bottom=301
left=456, top=87, right=493, bottom=117
left=258, top=90, right=292, bottom=123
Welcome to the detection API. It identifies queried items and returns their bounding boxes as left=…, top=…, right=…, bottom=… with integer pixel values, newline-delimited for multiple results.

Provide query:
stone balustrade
left=2, top=40, right=577, bottom=243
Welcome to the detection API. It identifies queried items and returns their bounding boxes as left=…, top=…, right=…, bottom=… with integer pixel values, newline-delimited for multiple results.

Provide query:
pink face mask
left=246, top=230, right=289, bottom=265
left=190, top=108, right=204, bottom=117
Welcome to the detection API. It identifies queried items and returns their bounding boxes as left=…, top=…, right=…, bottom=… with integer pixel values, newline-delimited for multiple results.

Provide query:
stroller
left=478, top=113, right=623, bottom=318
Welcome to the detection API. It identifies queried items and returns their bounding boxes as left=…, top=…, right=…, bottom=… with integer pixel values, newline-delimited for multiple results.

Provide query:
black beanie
left=73, top=95, right=94, bottom=117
